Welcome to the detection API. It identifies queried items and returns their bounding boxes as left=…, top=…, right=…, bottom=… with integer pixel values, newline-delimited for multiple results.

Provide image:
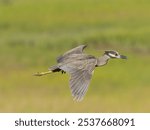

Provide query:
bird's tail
left=33, top=70, right=52, bottom=76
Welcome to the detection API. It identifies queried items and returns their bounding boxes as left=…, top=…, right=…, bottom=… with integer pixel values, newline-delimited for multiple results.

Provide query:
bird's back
left=61, top=53, right=95, bottom=62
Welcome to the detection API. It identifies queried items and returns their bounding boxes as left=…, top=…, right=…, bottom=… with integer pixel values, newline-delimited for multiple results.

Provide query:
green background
left=0, top=0, right=150, bottom=112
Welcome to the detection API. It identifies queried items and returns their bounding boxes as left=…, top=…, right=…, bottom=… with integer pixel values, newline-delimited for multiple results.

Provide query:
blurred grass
left=0, top=0, right=150, bottom=112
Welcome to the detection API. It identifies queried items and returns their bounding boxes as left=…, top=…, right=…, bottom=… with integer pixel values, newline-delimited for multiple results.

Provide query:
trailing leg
left=33, top=70, right=52, bottom=76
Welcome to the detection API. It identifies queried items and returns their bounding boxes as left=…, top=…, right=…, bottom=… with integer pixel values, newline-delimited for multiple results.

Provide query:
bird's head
left=104, top=50, right=127, bottom=59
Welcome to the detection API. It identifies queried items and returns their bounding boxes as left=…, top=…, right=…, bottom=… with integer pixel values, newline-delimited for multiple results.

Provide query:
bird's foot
left=33, top=71, right=52, bottom=76
left=33, top=72, right=43, bottom=76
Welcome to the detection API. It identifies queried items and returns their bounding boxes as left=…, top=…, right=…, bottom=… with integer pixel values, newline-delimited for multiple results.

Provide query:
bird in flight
left=34, top=45, right=127, bottom=101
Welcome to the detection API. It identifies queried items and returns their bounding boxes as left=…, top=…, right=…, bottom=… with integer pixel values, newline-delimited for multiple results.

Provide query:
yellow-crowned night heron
left=34, top=45, right=127, bottom=101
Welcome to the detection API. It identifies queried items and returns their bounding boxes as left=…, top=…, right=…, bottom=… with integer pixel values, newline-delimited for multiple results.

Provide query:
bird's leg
left=33, top=70, right=52, bottom=76
left=61, top=70, right=66, bottom=74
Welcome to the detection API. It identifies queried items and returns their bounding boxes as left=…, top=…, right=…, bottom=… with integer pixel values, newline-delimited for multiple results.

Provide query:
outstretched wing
left=59, top=57, right=96, bottom=101
left=57, top=45, right=87, bottom=63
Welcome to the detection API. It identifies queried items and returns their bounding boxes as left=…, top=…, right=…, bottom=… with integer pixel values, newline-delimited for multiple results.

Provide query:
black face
left=104, top=50, right=119, bottom=58
left=104, top=50, right=127, bottom=59
left=105, top=50, right=117, bottom=55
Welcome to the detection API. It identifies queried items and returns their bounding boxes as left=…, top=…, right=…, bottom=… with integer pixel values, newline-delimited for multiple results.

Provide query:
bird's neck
left=96, top=54, right=110, bottom=67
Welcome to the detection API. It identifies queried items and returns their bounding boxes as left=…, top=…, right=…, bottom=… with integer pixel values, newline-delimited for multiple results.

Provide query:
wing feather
left=72, top=71, right=91, bottom=101
left=57, top=45, right=87, bottom=63
left=59, top=58, right=96, bottom=101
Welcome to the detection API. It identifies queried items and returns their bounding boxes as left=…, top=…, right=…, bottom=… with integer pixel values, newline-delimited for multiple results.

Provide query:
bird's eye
left=115, top=54, right=118, bottom=56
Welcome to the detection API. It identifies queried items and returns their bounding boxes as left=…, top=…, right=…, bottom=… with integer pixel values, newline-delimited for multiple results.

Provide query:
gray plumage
left=34, top=45, right=127, bottom=101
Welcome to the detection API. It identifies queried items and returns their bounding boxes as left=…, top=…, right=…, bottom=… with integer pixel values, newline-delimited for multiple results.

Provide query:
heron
left=34, top=45, right=127, bottom=101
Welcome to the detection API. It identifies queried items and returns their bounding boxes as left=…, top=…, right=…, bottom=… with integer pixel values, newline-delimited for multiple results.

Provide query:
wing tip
left=73, top=96, right=84, bottom=102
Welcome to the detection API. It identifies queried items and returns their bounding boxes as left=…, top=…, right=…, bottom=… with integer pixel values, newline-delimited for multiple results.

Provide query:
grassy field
left=0, top=0, right=150, bottom=112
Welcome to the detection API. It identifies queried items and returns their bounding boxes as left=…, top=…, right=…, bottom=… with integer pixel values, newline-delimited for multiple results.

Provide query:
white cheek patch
left=109, top=53, right=116, bottom=57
